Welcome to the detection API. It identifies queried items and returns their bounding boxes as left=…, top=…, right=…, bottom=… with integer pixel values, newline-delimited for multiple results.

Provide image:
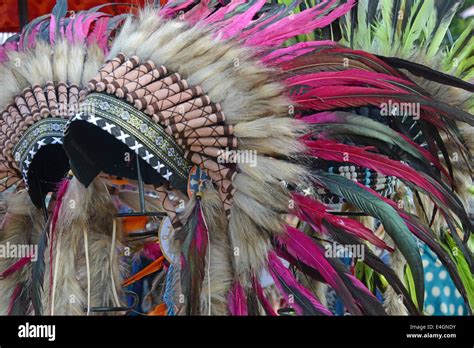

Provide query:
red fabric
left=0, top=0, right=168, bottom=32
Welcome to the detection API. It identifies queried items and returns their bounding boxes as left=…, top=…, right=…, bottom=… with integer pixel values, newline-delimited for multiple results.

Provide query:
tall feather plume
left=199, top=184, right=233, bottom=315
left=227, top=280, right=248, bottom=316
left=178, top=193, right=209, bottom=315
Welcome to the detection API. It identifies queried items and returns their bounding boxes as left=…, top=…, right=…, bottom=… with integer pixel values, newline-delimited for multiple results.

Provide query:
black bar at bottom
left=0, top=316, right=471, bottom=346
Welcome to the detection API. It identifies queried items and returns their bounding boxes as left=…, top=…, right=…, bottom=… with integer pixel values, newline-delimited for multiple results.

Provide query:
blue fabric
left=326, top=242, right=468, bottom=316
left=420, top=242, right=467, bottom=316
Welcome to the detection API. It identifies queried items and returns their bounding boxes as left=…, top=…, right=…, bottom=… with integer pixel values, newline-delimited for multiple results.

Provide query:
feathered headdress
left=58, top=0, right=473, bottom=316
left=2, top=0, right=471, bottom=316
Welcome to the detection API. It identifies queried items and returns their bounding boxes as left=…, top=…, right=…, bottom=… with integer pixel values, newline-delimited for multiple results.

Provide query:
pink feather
left=182, top=0, right=213, bottom=24
left=244, top=0, right=354, bottom=47
left=75, top=13, right=106, bottom=43
left=142, top=242, right=163, bottom=260
left=0, top=42, right=17, bottom=63
left=239, top=0, right=338, bottom=42
left=49, top=14, right=57, bottom=44
left=27, top=23, right=44, bottom=48
left=72, top=13, right=86, bottom=42
left=228, top=281, right=248, bottom=316
left=347, top=273, right=380, bottom=299
left=267, top=251, right=332, bottom=316
left=261, top=41, right=337, bottom=64
left=160, top=0, right=197, bottom=18
left=65, top=16, right=77, bottom=44
left=275, top=226, right=363, bottom=314
left=285, top=70, right=416, bottom=92
left=216, top=1, right=267, bottom=39
left=88, top=16, right=110, bottom=50
left=301, top=111, right=451, bottom=182
left=252, top=276, right=277, bottom=316
left=277, top=225, right=350, bottom=289
left=292, top=193, right=392, bottom=251
left=0, top=257, right=32, bottom=279
left=204, top=0, right=246, bottom=23
left=305, top=139, right=449, bottom=205
left=51, top=179, right=70, bottom=236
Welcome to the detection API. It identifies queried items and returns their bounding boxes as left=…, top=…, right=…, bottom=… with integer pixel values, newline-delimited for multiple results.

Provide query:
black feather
left=271, top=268, right=327, bottom=316
left=391, top=0, right=402, bottom=45
left=31, top=219, right=50, bottom=315
left=376, top=55, right=474, bottom=92
left=324, top=222, right=420, bottom=315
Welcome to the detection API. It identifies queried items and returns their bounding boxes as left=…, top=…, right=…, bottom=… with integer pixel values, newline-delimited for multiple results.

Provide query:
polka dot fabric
left=420, top=242, right=467, bottom=316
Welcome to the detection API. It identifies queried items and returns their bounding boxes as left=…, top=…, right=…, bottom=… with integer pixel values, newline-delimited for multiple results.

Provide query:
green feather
left=404, top=264, right=419, bottom=309
left=427, top=0, right=464, bottom=58
left=441, top=232, right=474, bottom=311
left=401, top=0, right=433, bottom=56
left=314, top=171, right=425, bottom=310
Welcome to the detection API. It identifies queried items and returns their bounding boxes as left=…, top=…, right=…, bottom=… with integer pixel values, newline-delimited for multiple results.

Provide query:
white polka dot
left=454, top=289, right=461, bottom=299
left=426, top=272, right=433, bottom=281
left=432, top=286, right=441, bottom=297
left=457, top=306, right=464, bottom=315
left=449, top=304, right=455, bottom=314
left=422, top=259, right=429, bottom=268
left=441, top=303, right=448, bottom=314
left=443, top=286, right=451, bottom=296
left=435, top=259, right=442, bottom=268
left=439, top=270, right=447, bottom=280
left=426, top=304, right=435, bottom=315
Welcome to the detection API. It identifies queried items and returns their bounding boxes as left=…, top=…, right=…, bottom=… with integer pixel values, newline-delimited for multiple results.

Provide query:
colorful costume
left=0, top=0, right=472, bottom=316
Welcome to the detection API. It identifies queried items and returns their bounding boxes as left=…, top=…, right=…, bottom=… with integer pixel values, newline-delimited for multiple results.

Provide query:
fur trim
left=0, top=40, right=105, bottom=111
